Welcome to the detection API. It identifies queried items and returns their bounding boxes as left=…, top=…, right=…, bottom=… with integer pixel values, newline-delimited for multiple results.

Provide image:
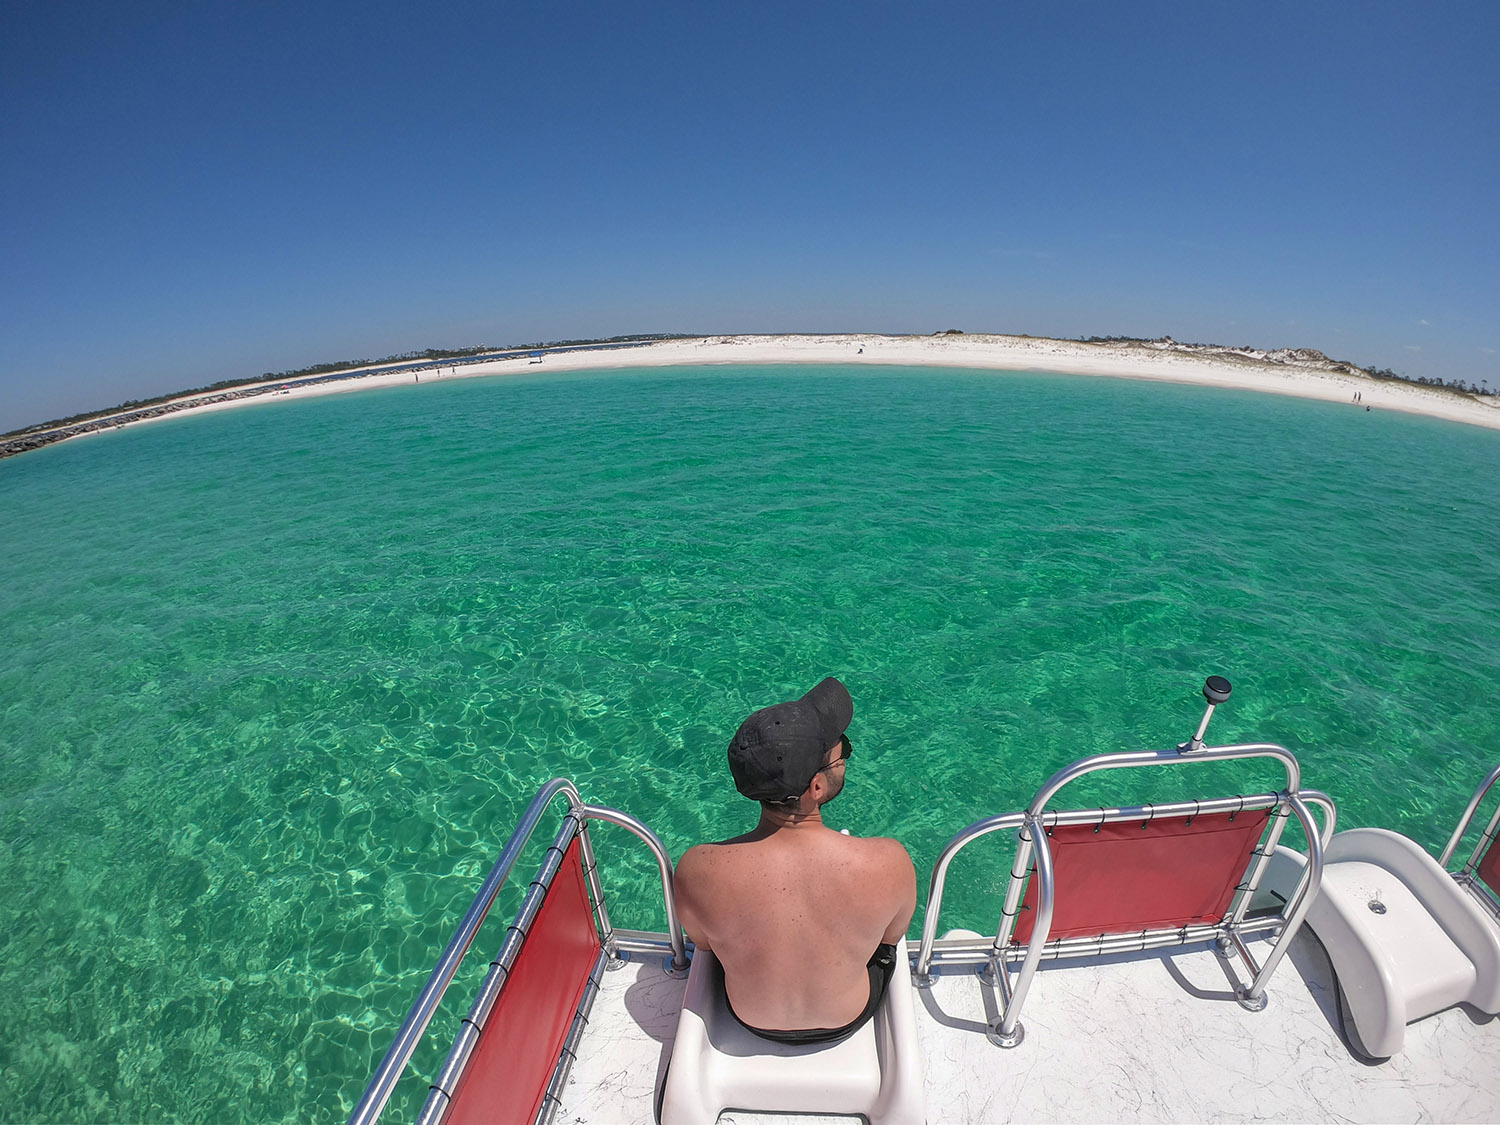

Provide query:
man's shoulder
left=675, top=841, right=719, bottom=874
left=848, top=832, right=914, bottom=858
left=676, top=837, right=750, bottom=878
left=850, top=833, right=916, bottom=872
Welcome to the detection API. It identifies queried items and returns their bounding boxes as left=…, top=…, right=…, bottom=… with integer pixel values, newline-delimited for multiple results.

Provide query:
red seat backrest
left=1011, top=810, right=1270, bottom=944
left=447, top=835, right=601, bottom=1125
left=1478, top=832, right=1500, bottom=899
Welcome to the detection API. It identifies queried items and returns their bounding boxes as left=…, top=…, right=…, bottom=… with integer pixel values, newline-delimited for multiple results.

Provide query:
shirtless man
left=674, top=677, right=917, bottom=1042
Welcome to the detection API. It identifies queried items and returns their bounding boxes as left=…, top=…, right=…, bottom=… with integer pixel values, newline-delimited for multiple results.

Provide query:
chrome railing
left=1439, top=762, right=1500, bottom=868
left=911, top=677, right=1330, bottom=1048
left=1439, top=762, right=1500, bottom=878
left=418, top=812, right=587, bottom=1125
left=1303, top=790, right=1337, bottom=845
left=350, top=779, right=689, bottom=1125
left=914, top=783, right=1334, bottom=983
left=916, top=793, right=1283, bottom=983
left=582, top=802, right=689, bottom=969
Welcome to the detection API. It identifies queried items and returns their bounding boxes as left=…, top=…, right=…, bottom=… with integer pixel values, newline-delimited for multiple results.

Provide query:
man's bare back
left=674, top=678, right=917, bottom=1033
left=676, top=815, right=915, bottom=1030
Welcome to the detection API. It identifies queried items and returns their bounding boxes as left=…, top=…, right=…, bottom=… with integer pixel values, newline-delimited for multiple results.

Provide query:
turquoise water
left=2, top=365, right=1498, bottom=1121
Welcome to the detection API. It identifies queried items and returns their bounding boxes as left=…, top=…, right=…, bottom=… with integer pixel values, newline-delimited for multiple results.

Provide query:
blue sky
left=2, top=1, right=1496, bottom=432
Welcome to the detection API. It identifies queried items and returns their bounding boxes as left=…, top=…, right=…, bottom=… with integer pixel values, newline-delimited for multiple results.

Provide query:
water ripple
left=1, top=366, right=1498, bottom=1120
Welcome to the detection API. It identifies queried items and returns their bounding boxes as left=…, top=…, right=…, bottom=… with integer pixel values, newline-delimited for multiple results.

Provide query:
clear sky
left=2, top=1, right=1496, bottom=432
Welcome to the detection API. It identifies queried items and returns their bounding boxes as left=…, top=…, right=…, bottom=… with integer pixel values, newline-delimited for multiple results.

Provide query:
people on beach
left=673, top=677, right=917, bottom=1044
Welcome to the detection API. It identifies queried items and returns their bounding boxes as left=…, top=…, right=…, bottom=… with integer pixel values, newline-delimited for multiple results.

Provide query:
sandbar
left=12, top=334, right=1500, bottom=454
left=243, top=333, right=1500, bottom=431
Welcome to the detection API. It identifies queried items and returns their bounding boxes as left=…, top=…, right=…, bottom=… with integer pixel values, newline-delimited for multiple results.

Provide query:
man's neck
left=754, top=803, right=829, bottom=835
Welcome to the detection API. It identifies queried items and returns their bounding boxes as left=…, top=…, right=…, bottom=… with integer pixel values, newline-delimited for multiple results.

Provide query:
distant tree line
left=3, top=334, right=696, bottom=438
left=1364, top=366, right=1492, bottom=396
left=1077, top=336, right=1495, bottom=399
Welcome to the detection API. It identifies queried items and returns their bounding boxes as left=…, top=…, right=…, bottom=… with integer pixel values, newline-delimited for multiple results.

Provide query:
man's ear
left=802, top=773, right=826, bottom=805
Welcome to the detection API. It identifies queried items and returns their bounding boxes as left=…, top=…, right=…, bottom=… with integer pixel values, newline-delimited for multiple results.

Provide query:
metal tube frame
left=920, top=916, right=1285, bottom=968
left=1438, top=763, right=1500, bottom=875
left=914, top=740, right=1329, bottom=1048
left=1302, top=790, right=1337, bottom=847
left=1185, top=697, right=1220, bottom=752
left=990, top=820, right=1037, bottom=961
left=351, top=780, right=585, bottom=1125
left=1226, top=800, right=1292, bottom=930
left=575, top=820, right=617, bottom=963
left=1243, top=794, right=1323, bottom=1002
left=915, top=812, right=1025, bottom=986
left=989, top=813, right=1053, bottom=1046
left=581, top=804, right=691, bottom=975
left=419, top=815, right=584, bottom=1125
left=349, top=778, right=689, bottom=1125
left=1025, top=742, right=1303, bottom=810
left=916, top=792, right=1303, bottom=982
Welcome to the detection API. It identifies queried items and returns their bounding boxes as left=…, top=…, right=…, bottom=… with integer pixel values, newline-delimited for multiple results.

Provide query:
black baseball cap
left=727, top=677, right=854, bottom=801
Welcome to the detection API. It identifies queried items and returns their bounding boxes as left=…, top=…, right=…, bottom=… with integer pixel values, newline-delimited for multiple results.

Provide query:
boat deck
left=559, top=931, right=1500, bottom=1123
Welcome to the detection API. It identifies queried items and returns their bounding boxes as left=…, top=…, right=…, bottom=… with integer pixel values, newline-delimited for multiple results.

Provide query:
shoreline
left=7, top=334, right=1500, bottom=457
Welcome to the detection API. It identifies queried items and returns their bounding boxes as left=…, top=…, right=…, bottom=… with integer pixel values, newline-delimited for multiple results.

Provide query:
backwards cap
left=726, top=677, right=853, bottom=802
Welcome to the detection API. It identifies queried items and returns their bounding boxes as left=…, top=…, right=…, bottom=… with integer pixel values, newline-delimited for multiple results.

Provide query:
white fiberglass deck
left=557, top=931, right=1499, bottom=1124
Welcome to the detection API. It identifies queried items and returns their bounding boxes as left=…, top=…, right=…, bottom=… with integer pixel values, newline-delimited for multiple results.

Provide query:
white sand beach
left=26, top=334, right=1500, bottom=445
left=270, top=333, right=1500, bottom=431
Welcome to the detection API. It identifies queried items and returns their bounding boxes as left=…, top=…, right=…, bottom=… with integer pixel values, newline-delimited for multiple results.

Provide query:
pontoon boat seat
left=1306, top=828, right=1500, bottom=1058
left=911, top=677, right=1334, bottom=1050
left=658, top=937, right=925, bottom=1124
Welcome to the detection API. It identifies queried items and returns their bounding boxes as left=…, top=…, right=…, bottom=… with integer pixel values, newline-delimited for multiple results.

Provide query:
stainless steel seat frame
left=914, top=706, right=1333, bottom=1048
left=349, top=778, right=690, bottom=1125
left=1439, top=762, right=1500, bottom=915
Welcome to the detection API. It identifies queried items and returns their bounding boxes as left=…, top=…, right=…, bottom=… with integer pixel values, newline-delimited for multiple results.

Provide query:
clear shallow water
left=2, top=365, right=1498, bottom=1121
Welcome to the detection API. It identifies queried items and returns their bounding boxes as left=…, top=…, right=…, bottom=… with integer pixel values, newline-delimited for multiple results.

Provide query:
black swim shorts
left=726, top=942, right=899, bottom=1046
